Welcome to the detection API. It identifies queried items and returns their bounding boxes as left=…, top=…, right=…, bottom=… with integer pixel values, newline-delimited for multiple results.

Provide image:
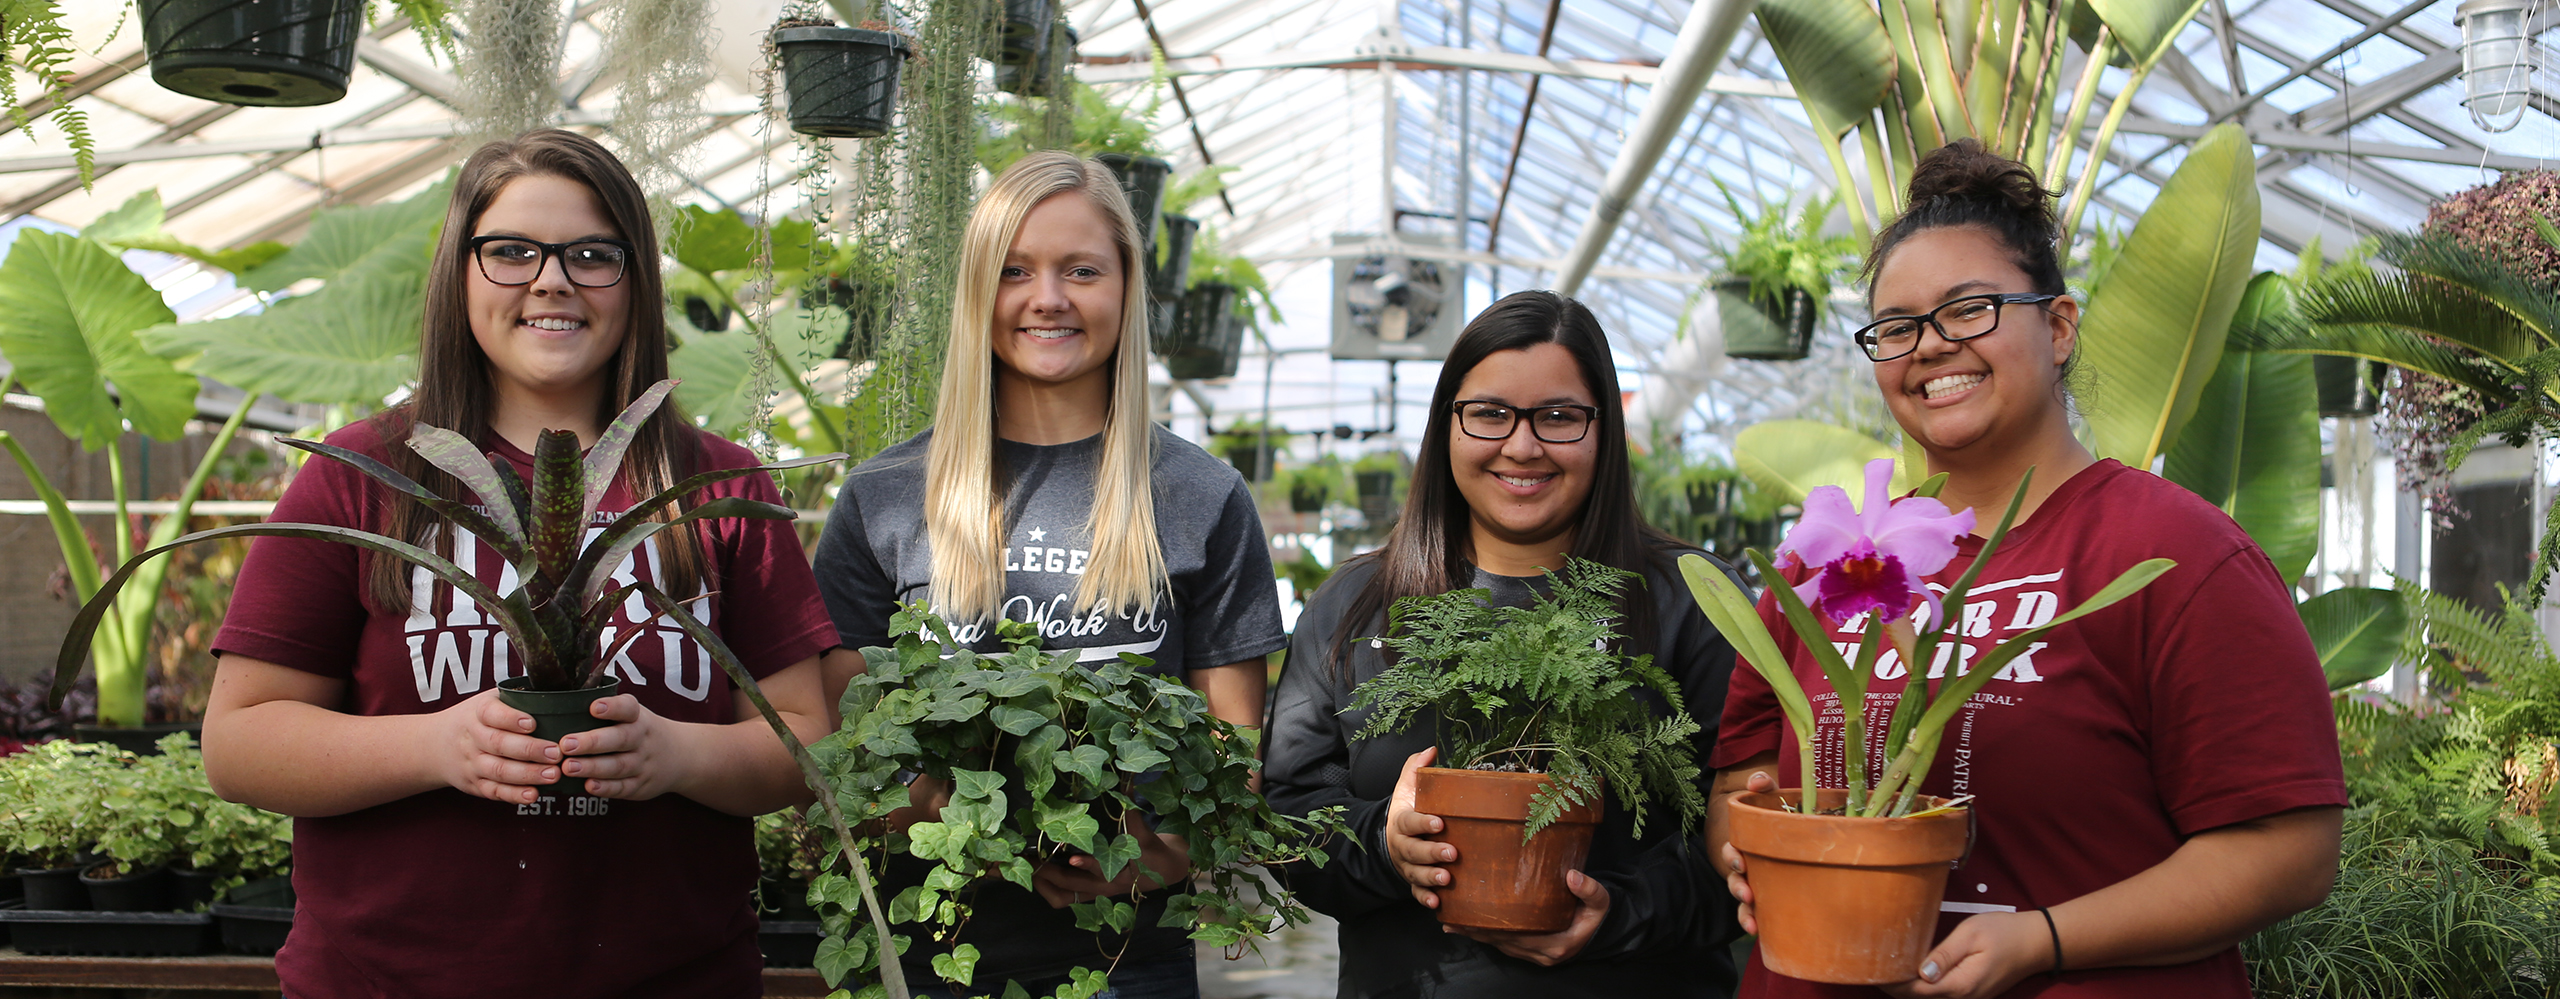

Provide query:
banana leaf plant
left=1680, top=461, right=2174, bottom=817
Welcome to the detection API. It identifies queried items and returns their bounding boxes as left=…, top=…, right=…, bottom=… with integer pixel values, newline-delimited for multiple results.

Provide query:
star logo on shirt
left=1027, top=527, right=1047, bottom=542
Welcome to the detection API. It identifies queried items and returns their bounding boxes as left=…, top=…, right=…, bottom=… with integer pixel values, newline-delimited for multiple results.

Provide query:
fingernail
left=1921, top=960, right=1941, bottom=981
left=518, top=719, right=535, bottom=731
left=560, top=737, right=576, bottom=752
left=541, top=768, right=558, bottom=781
left=545, top=747, right=561, bottom=762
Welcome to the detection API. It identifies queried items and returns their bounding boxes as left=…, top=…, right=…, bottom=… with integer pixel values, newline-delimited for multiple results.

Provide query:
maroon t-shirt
left=213, top=419, right=836, bottom=999
left=1712, top=459, right=2347, bottom=998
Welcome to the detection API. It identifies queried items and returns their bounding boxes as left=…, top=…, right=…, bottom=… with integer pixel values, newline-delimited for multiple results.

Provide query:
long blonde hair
left=924, top=151, right=1164, bottom=624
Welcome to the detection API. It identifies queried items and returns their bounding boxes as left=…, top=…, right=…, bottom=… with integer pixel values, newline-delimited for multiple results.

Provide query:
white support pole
left=1554, top=0, right=1759, bottom=296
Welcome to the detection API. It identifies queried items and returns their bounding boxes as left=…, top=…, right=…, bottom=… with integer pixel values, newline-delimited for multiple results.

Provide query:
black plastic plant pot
left=1715, top=279, right=1815, bottom=361
left=81, top=864, right=171, bottom=912
left=18, top=865, right=87, bottom=911
left=138, top=0, right=362, bottom=107
left=496, top=676, right=623, bottom=797
left=759, top=876, right=818, bottom=921
left=1290, top=482, right=1329, bottom=514
left=169, top=867, right=219, bottom=912
left=995, top=25, right=1078, bottom=96
left=1096, top=154, right=1172, bottom=258
left=1355, top=470, right=1397, bottom=501
left=1163, top=283, right=1243, bottom=380
left=74, top=721, right=201, bottom=756
left=1225, top=445, right=1272, bottom=482
left=224, top=875, right=295, bottom=910
left=210, top=901, right=291, bottom=955
left=1151, top=214, right=1200, bottom=304
left=2315, top=355, right=2379, bottom=416
left=774, top=26, right=912, bottom=139
left=994, top=0, right=1057, bottom=65
left=0, top=909, right=213, bottom=956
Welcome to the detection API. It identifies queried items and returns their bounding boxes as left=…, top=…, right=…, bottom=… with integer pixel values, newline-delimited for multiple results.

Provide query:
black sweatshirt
left=1263, top=553, right=1744, bottom=999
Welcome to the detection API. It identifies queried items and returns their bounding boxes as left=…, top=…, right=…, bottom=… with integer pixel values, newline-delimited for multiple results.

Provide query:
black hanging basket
left=138, top=0, right=362, bottom=107
left=994, top=0, right=1057, bottom=65
left=2315, top=356, right=2379, bottom=416
left=1152, top=214, right=1200, bottom=304
left=1097, top=153, right=1172, bottom=258
left=995, top=25, right=1077, bottom=96
left=1289, top=480, right=1330, bottom=514
left=774, top=26, right=913, bottom=139
left=1716, top=279, right=1816, bottom=361
left=1162, top=282, right=1243, bottom=380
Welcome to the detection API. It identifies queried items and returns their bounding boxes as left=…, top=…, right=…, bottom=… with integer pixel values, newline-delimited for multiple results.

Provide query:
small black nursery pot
left=80, top=863, right=170, bottom=913
left=497, top=677, right=623, bottom=798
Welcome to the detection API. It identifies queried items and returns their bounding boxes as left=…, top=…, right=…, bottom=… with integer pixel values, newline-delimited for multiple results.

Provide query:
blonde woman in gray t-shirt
left=812, top=151, right=1285, bottom=998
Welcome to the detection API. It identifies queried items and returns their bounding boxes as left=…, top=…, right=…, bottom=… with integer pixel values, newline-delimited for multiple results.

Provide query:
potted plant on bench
left=1346, top=557, right=1708, bottom=933
left=1679, top=459, right=2173, bottom=983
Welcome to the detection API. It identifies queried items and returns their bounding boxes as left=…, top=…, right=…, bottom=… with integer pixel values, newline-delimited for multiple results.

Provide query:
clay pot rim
left=1413, top=766, right=1606, bottom=826
left=1729, top=788, right=1972, bottom=868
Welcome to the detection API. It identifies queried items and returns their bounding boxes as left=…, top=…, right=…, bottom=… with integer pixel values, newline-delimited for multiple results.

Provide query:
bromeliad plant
left=49, top=378, right=843, bottom=701
left=1348, top=558, right=1707, bottom=840
left=1680, top=459, right=2174, bottom=818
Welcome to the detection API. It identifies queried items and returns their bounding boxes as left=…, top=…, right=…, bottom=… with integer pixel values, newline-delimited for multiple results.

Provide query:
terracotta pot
left=1727, top=788, right=1971, bottom=985
left=1411, top=767, right=1605, bottom=933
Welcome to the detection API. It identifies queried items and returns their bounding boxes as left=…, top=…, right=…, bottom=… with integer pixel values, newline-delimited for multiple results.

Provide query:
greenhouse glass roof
left=3, top=0, right=2556, bottom=457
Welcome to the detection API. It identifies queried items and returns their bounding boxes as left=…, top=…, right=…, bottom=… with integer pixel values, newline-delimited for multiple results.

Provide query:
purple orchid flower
left=1775, top=458, right=1976, bottom=627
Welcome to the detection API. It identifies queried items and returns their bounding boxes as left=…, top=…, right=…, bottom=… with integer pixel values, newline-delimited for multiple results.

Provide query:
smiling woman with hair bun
left=1705, top=138, right=2347, bottom=999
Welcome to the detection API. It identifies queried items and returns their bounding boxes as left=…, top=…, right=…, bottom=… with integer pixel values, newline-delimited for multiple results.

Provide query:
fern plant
left=1349, top=558, right=1706, bottom=840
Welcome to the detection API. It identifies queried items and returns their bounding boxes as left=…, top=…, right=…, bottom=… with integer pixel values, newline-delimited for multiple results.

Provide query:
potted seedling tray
left=0, top=908, right=213, bottom=956
left=209, top=875, right=294, bottom=955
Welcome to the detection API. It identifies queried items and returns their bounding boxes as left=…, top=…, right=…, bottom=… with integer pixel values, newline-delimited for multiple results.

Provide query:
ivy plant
left=802, top=605, right=1347, bottom=998
left=1350, top=557, right=1707, bottom=840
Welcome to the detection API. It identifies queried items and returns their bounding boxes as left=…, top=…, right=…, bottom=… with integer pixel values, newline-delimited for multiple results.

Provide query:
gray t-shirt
left=811, top=425, right=1287, bottom=985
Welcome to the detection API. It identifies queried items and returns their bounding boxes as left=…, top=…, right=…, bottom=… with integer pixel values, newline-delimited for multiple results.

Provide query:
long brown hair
left=1332, top=290, right=1684, bottom=676
left=364, top=128, right=704, bottom=612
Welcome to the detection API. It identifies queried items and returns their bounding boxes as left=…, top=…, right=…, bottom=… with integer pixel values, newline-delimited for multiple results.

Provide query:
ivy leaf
left=1113, top=733, right=1171, bottom=773
left=985, top=673, right=1048, bottom=698
left=931, top=943, right=981, bottom=987
left=952, top=768, right=1006, bottom=802
left=990, top=705, right=1047, bottom=736
left=906, top=821, right=954, bottom=861
left=1091, top=832, right=1144, bottom=881
left=813, top=931, right=868, bottom=987
left=1054, top=745, right=1110, bottom=784
left=1036, top=801, right=1100, bottom=851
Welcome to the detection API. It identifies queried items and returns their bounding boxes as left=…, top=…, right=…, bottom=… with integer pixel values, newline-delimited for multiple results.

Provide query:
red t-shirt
left=213, top=418, right=836, bottom=999
left=1712, top=459, right=2347, bottom=998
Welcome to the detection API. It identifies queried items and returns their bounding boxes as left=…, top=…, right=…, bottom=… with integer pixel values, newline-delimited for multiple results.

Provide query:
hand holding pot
left=550, top=693, right=668, bottom=799
left=1718, top=768, right=1781, bottom=934
left=1031, top=811, right=1192, bottom=908
left=431, top=688, right=567, bottom=804
left=1445, top=869, right=1610, bottom=965
left=1878, top=910, right=2057, bottom=999
left=1384, top=747, right=1455, bottom=908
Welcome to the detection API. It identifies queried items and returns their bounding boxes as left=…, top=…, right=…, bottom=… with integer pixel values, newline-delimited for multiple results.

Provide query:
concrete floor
left=1196, top=909, right=1338, bottom=999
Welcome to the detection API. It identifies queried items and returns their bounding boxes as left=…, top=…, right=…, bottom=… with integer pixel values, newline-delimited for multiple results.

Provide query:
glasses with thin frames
left=1451, top=400, right=1600, bottom=444
left=1852, top=293, right=2060, bottom=362
left=467, top=235, right=635, bottom=288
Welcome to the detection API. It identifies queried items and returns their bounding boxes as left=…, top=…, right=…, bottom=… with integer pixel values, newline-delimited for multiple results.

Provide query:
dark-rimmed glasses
left=467, top=235, right=635, bottom=288
left=1852, top=293, right=2060, bottom=361
left=1452, top=400, right=1600, bottom=444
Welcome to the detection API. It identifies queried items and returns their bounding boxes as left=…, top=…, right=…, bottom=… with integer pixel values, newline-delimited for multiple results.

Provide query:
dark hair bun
left=1864, top=139, right=2066, bottom=296
left=1905, top=139, right=2057, bottom=233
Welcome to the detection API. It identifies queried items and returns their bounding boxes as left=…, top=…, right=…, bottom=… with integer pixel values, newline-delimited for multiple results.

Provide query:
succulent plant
left=50, top=379, right=842, bottom=701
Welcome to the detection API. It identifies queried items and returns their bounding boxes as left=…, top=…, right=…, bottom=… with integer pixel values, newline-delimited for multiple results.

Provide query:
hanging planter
left=773, top=25, right=913, bottom=139
left=1412, top=768, right=1605, bottom=932
left=1717, top=279, right=1816, bottom=361
left=138, top=0, right=364, bottom=107
left=995, top=25, right=1076, bottom=96
left=1289, top=479, right=1330, bottom=514
left=1162, top=282, right=1243, bottom=380
left=1726, top=789, right=1969, bottom=984
left=1097, top=153, right=1172, bottom=258
left=993, top=0, right=1056, bottom=65
left=2315, top=356, right=2379, bottom=416
left=1152, top=214, right=1200, bottom=304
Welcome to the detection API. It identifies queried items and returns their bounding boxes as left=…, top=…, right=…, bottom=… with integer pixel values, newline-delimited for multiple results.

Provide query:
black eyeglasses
left=1452, top=400, right=1600, bottom=444
left=1852, top=293, right=2060, bottom=361
left=467, top=235, right=634, bottom=288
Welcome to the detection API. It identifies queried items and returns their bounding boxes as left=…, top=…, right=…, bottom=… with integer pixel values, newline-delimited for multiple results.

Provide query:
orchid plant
left=1679, top=459, right=2175, bottom=818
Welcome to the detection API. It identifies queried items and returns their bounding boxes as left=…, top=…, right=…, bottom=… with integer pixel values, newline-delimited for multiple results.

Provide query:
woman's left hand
left=1880, top=910, right=2056, bottom=999
left=1446, top=869, right=1610, bottom=966
left=556, top=694, right=688, bottom=800
left=1030, top=813, right=1193, bottom=908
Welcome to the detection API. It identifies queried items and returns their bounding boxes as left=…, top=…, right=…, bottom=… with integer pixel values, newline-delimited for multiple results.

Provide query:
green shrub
left=2246, top=809, right=2557, bottom=998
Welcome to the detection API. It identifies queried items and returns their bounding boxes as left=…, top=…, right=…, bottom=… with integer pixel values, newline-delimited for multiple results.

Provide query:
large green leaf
left=669, top=324, right=762, bottom=435
left=2165, top=273, right=2321, bottom=582
left=237, top=181, right=449, bottom=292
left=138, top=270, right=422, bottom=408
left=2079, top=123, right=2259, bottom=468
left=1733, top=419, right=1915, bottom=504
left=1755, top=0, right=1895, bottom=138
left=2088, top=0, right=2210, bottom=67
left=668, top=205, right=757, bottom=275
left=82, top=189, right=287, bottom=274
left=2299, top=586, right=2408, bottom=690
left=0, top=230, right=196, bottom=446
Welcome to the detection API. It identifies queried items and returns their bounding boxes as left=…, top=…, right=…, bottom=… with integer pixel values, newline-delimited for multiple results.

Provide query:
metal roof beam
left=2289, top=5, right=2560, bottom=134
left=2113, top=115, right=2552, bottom=170
left=0, top=101, right=760, bottom=175
left=1076, top=43, right=1790, bottom=97
left=1556, top=0, right=1758, bottom=295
